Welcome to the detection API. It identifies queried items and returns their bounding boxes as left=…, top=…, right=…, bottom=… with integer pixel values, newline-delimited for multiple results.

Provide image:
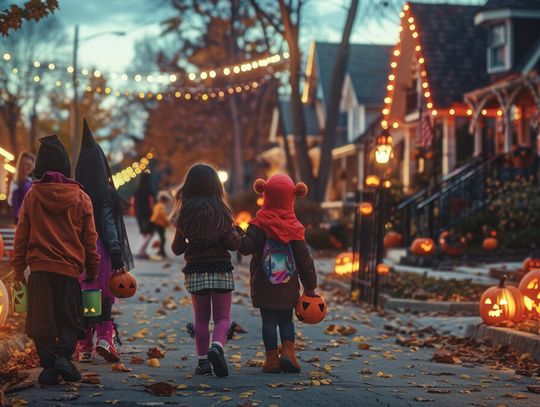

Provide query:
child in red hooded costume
left=239, top=174, right=318, bottom=373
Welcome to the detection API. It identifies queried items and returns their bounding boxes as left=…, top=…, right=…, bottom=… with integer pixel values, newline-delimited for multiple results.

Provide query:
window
left=488, top=23, right=511, bottom=72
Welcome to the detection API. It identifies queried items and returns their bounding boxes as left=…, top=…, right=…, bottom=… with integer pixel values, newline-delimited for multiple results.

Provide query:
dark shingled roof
left=278, top=99, right=320, bottom=136
left=410, top=2, right=490, bottom=107
left=480, top=0, right=540, bottom=11
left=314, top=42, right=393, bottom=107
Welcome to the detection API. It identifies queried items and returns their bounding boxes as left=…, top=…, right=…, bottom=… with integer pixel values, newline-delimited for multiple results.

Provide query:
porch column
left=502, top=106, right=512, bottom=153
left=474, top=115, right=482, bottom=157
left=442, top=116, right=456, bottom=175
left=357, top=144, right=365, bottom=192
left=402, top=129, right=412, bottom=193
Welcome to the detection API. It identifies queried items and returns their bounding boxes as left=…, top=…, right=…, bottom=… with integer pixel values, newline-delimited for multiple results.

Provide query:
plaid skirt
left=183, top=262, right=235, bottom=294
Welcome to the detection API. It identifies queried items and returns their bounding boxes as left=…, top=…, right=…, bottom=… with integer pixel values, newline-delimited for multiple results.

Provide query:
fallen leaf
left=148, top=358, right=160, bottom=368
left=432, top=350, right=462, bottom=365
left=130, top=356, right=145, bottom=364
left=147, top=347, right=166, bottom=359
left=112, top=363, right=132, bottom=372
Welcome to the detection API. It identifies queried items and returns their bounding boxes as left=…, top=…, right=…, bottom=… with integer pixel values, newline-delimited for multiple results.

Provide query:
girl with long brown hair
left=171, top=163, right=240, bottom=377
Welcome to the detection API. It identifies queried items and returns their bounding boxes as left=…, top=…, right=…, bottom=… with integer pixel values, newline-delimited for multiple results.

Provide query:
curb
left=466, top=324, right=540, bottom=363
left=322, top=275, right=479, bottom=315
left=0, top=331, right=27, bottom=367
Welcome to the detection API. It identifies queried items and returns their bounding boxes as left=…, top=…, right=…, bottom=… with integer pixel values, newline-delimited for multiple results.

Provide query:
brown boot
left=262, top=350, right=281, bottom=373
left=279, top=341, right=300, bottom=373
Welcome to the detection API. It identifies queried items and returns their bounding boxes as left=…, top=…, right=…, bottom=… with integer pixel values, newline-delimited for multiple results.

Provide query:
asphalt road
left=9, top=220, right=540, bottom=406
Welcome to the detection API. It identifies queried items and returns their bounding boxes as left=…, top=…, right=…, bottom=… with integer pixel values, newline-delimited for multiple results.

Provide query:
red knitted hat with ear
left=250, top=173, right=305, bottom=243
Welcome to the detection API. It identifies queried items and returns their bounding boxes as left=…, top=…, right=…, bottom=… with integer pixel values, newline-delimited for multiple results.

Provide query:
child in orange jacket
left=12, top=135, right=99, bottom=386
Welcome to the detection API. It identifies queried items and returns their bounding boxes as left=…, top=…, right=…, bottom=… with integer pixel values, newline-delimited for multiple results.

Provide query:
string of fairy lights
left=381, top=2, right=503, bottom=129
left=111, top=152, right=154, bottom=189
left=1, top=51, right=288, bottom=102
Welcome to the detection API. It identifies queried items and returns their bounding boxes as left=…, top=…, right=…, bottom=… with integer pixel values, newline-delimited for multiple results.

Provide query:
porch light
left=375, top=131, right=393, bottom=165
left=218, top=170, right=229, bottom=183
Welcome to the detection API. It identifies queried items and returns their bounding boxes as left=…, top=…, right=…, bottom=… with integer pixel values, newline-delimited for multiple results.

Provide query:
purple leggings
left=192, top=291, right=232, bottom=356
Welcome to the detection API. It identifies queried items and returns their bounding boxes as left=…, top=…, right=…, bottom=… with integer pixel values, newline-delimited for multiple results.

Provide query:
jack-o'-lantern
left=522, top=257, right=540, bottom=273
left=438, top=231, right=465, bottom=256
left=410, top=238, right=435, bottom=256
left=365, top=175, right=380, bottom=188
left=11, top=282, right=27, bottom=313
left=295, top=293, right=327, bottom=324
left=383, top=231, right=403, bottom=249
left=480, top=276, right=525, bottom=326
left=333, top=252, right=359, bottom=275
left=518, top=269, right=540, bottom=316
left=109, top=270, right=137, bottom=298
left=0, top=280, right=8, bottom=327
left=358, top=202, right=373, bottom=216
left=376, top=263, right=390, bottom=275
left=482, top=237, right=498, bottom=251
left=235, top=211, right=252, bottom=231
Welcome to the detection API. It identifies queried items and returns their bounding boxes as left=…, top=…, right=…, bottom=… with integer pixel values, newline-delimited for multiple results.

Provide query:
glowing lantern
left=0, top=280, right=8, bottom=327
left=11, top=282, right=27, bottom=313
left=358, top=202, right=373, bottom=216
left=235, top=211, right=252, bottom=231
left=438, top=231, right=465, bottom=256
left=383, top=231, right=403, bottom=248
left=365, top=175, right=380, bottom=188
left=519, top=269, right=540, bottom=316
left=333, top=252, right=359, bottom=275
left=522, top=257, right=540, bottom=273
left=482, top=237, right=498, bottom=251
left=480, top=276, right=525, bottom=326
left=82, top=289, right=102, bottom=317
left=375, top=132, right=393, bottom=164
left=376, top=263, right=390, bottom=275
left=410, top=238, right=435, bottom=256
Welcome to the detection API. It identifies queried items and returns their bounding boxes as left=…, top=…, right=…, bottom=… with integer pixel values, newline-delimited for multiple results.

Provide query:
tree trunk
left=229, top=0, right=245, bottom=194
left=277, top=0, right=315, bottom=192
left=1, top=101, right=20, bottom=154
left=315, top=0, right=359, bottom=202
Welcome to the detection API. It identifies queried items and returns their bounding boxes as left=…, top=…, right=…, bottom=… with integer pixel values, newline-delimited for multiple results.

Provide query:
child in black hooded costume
left=75, top=119, right=134, bottom=363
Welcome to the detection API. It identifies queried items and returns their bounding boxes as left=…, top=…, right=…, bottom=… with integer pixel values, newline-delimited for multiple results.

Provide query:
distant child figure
left=150, top=192, right=171, bottom=258
left=170, top=164, right=240, bottom=377
left=8, top=151, right=35, bottom=224
left=133, top=171, right=155, bottom=258
left=238, top=174, right=318, bottom=374
left=12, top=135, right=100, bottom=385
left=75, top=119, right=134, bottom=363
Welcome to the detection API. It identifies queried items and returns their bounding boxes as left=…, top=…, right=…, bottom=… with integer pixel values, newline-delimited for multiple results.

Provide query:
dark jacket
left=171, top=227, right=240, bottom=265
left=239, top=224, right=317, bottom=310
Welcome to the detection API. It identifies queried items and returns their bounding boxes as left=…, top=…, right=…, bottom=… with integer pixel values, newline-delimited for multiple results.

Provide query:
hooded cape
left=75, top=119, right=134, bottom=270
left=250, top=174, right=305, bottom=244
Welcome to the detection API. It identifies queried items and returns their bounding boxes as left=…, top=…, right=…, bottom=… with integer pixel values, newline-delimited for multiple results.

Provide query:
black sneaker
left=54, top=356, right=82, bottom=382
left=195, top=358, right=212, bottom=375
left=207, top=344, right=228, bottom=377
left=38, top=368, right=59, bottom=385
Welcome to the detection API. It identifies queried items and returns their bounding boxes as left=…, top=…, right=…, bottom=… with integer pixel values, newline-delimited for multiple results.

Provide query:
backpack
left=261, top=237, right=296, bottom=284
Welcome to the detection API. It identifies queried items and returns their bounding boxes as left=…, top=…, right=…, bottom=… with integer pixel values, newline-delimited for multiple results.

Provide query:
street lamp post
left=70, top=26, right=126, bottom=173
left=372, top=131, right=393, bottom=307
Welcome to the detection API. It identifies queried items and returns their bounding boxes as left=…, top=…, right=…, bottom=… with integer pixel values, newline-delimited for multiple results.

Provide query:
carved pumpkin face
left=479, top=278, right=524, bottom=326
left=295, top=293, right=327, bottom=324
left=109, top=270, right=138, bottom=298
left=410, top=238, right=435, bottom=256
left=376, top=263, right=390, bottom=275
left=358, top=202, right=373, bottom=215
left=522, top=258, right=540, bottom=273
left=333, top=252, right=359, bottom=275
left=518, top=269, right=540, bottom=315
left=383, top=231, right=403, bottom=249
left=0, top=280, right=8, bottom=327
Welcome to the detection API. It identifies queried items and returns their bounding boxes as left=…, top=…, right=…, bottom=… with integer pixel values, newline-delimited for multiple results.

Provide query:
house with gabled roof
left=383, top=0, right=540, bottom=241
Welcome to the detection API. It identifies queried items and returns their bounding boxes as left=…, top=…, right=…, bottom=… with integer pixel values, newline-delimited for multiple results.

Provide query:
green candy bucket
left=82, top=289, right=102, bottom=317
left=11, top=282, right=27, bottom=313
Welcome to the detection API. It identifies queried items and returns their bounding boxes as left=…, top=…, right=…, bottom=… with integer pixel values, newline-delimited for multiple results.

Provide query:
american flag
left=419, top=112, right=433, bottom=149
